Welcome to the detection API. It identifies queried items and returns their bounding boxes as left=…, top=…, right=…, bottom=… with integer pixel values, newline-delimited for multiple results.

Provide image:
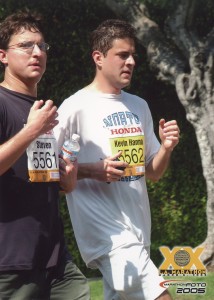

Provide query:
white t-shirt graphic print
left=54, top=89, right=160, bottom=267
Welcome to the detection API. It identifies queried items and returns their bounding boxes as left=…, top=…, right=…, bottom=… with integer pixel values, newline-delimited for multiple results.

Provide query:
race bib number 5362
left=26, top=132, right=60, bottom=182
left=110, top=135, right=145, bottom=177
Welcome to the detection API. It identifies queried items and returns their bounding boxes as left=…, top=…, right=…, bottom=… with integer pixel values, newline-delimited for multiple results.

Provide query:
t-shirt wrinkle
left=54, top=89, right=160, bottom=267
left=0, top=86, right=64, bottom=271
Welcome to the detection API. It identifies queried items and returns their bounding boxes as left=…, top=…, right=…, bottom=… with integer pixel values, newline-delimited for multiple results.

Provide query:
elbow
left=148, top=175, right=161, bottom=183
left=59, top=182, right=76, bottom=194
left=61, top=184, right=76, bottom=194
left=146, top=172, right=162, bottom=182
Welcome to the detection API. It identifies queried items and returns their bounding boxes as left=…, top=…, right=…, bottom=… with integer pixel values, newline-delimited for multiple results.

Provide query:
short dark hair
left=90, top=19, right=136, bottom=56
left=0, top=9, right=44, bottom=50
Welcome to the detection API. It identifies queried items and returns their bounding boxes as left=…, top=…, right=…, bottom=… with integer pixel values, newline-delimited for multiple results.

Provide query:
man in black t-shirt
left=0, top=10, right=89, bottom=300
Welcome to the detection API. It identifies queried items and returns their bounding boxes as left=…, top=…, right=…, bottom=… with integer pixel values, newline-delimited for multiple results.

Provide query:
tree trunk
left=176, top=69, right=214, bottom=267
left=105, top=0, right=214, bottom=266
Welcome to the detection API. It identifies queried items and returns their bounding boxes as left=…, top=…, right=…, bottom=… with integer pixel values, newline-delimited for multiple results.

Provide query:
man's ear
left=0, top=49, right=8, bottom=65
left=92, top=50, right=103, bottom=67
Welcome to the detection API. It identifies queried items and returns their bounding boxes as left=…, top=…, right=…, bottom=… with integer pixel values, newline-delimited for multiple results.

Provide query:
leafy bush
left=149, top=121, right=207, bottom=266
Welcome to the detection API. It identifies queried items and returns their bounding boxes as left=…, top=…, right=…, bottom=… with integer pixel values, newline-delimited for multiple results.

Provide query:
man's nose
left=32, top=44, right=42, bottom=54
left=126, top=54, right=135, bottom=65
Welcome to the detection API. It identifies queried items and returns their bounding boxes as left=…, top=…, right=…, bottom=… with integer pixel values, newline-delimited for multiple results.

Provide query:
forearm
left=146, top=145, right=173, bottom=182
left=59, top=158, right=78, bottom=193
left=146, top=118, right=180, bottom=181
left=0, top=124, right=37, bottom=175
left=77, top=162, right=98, bottom=180
left=77, top=155, right=128, bottom=182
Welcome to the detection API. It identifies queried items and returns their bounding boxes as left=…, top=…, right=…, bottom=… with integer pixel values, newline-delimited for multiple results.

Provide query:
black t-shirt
left=0, top=86, right=65, bottom=271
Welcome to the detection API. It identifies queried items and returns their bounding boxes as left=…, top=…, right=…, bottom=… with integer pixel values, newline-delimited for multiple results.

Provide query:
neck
left=86, top=78, right=121, bottom=95
left=1, top=78, right=37, bottom=97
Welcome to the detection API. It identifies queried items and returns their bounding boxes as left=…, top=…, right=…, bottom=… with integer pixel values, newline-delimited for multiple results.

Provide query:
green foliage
left=0, top=0, right=208, bottom=278
left=149, top=115, right=207, bottom=266
left=142, top=0, right=214, bottom=36
left=143, top=76, right=207, bottom=267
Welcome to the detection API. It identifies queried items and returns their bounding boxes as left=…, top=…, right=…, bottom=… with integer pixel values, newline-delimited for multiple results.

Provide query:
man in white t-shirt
left=54, top=19, right=180, bottom=300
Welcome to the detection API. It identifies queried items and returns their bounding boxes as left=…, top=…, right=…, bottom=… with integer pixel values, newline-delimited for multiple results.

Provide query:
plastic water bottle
left=60, top=134, right=80, bottom=162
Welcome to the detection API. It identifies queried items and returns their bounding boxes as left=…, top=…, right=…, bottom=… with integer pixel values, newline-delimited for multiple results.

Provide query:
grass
left=89, top=279, right=103, bottom=300
left=89, top=272, right=214, bottom=300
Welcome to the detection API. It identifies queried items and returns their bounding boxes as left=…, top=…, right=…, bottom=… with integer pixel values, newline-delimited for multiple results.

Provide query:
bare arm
left=77, top=119, right=179, bottom=183
left=0, top=100, right=58, bottom=176
left=77, top=151, right=128, bottom=182
left=59, top=157, right=78, bottom=193
left=146, top=119, right=180, bottom=181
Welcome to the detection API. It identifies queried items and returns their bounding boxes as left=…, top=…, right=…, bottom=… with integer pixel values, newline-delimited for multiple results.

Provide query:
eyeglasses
left=7, top=41, right=50, bottom=53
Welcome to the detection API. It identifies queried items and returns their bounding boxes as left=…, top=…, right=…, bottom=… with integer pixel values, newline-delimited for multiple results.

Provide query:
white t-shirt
left=54, top=89, right=160, bottom=268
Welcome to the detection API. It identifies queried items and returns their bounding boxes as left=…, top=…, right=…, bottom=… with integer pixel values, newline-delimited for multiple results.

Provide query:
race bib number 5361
left=26, top=132, right=60, bottom=182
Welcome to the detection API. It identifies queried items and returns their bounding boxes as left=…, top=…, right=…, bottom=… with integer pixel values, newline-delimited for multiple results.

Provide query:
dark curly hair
left=0, top=9, right=44, bottom=50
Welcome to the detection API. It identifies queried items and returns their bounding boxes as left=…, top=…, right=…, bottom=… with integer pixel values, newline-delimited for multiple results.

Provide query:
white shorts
left=94, top=243, right=167, bottom=300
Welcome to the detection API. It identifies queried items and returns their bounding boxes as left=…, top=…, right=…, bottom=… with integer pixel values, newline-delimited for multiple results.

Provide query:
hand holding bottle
left=60, top=134, right=80, bottom=162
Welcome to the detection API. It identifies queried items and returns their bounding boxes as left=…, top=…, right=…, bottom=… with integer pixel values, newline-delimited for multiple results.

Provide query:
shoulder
left=58, top=89, right=85, bottom=109
left=122, top=90, right=150, bottom=109
left=56, top=89, right=88, bottom=123
left=0, top=89, right=9, bottom=114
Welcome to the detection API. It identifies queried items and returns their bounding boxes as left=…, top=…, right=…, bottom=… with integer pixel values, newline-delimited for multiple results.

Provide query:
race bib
left=110, top=135, right=145, bottom=177
left=26, top=131, right=60, bottom=182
